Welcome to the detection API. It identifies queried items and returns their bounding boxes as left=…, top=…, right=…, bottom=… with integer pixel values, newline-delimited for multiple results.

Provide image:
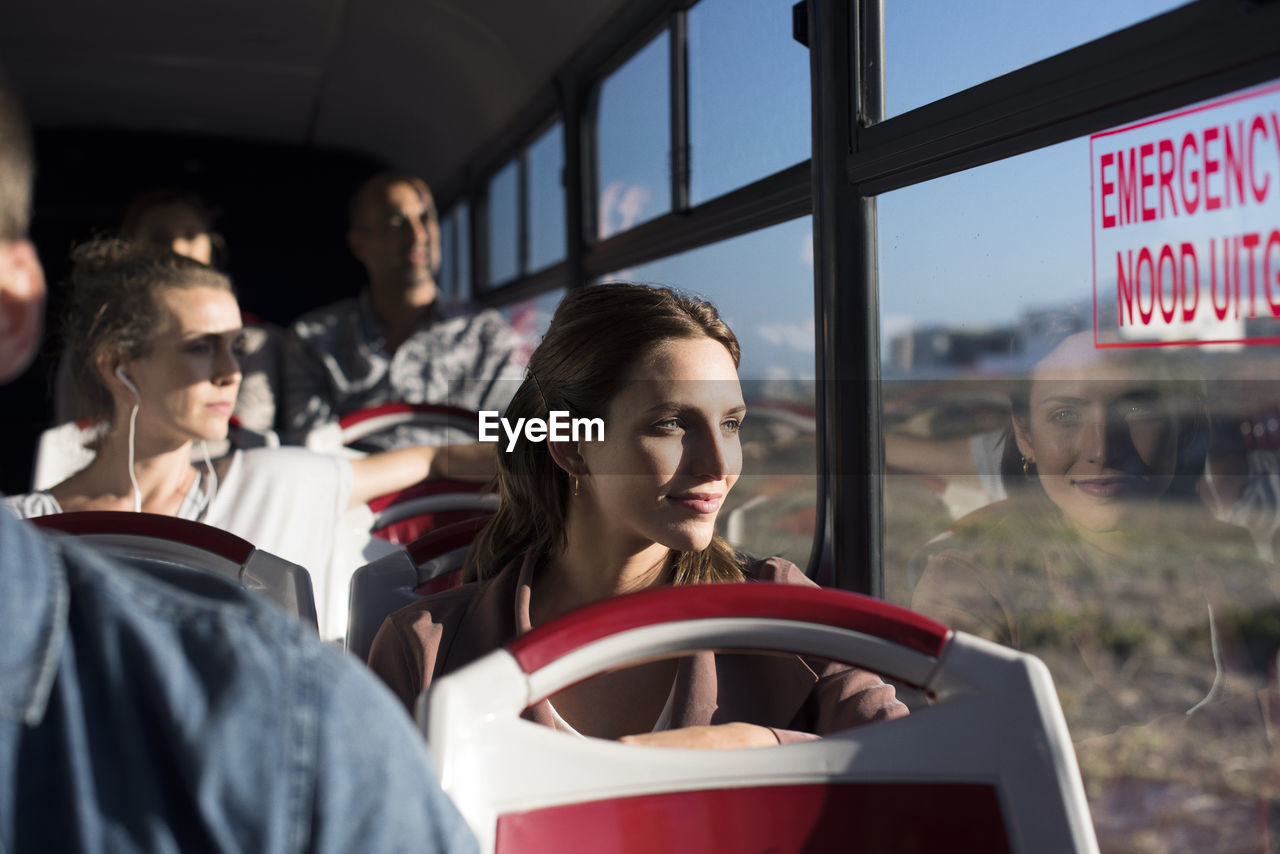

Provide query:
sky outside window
left=438, top=207, right=458, bottom=300
left=688, top=0, right=810, bottom=204
left=527, top=122, right=566, bottom=272
left=611, top=216, right=814, bottom=389
left=885, top=0, right=1189, bottom=118
left=487, top=160, right=519, bottom=287
left=597, top=30, right=671, bottom=238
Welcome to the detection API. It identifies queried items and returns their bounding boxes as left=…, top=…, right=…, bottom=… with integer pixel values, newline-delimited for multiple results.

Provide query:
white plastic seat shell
left=420, top=583, right=1098, bottom=854
left=29, top=511, right=318, bottom=628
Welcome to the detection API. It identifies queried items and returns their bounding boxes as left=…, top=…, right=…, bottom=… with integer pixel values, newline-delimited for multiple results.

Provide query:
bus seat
left=306, top=402, right=483, bottom=457
left=367, top=479, right=499, bottom=545
left=420, top=584, right=1098, bottom=854
left=29, top=510, right=318, bottom=629
left=345, top=515, right=493, bottom=659
left=32, top=418, right=279, bottom=491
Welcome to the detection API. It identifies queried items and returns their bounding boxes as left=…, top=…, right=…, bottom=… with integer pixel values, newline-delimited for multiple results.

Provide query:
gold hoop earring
left=571, top=476, right=579, bottom=497
left=1022, top=456, right=1035, bottom=476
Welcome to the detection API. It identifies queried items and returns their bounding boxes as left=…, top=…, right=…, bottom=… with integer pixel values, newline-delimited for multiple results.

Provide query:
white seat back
left=31, top=511, right=318, bottom=627
left=345, top=515, right=492, bottom=657
left=422, top=583, right=1097, bottom=854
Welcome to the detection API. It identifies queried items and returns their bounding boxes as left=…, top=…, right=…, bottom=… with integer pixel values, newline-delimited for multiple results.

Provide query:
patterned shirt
left=282, top=290, right=526, bottom=449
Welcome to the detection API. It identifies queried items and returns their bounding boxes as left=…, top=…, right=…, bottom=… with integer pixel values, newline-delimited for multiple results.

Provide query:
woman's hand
left=618, top=723, right=778, bottom=749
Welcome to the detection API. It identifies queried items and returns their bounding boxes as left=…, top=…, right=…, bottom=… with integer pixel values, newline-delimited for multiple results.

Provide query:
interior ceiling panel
left=10, top=60, right=321, bottom=141
left=0, top=0, right=334, bottom=62
left=3, top=0, right=631, bottom=185
left=313, top=0, right=627, bottom=186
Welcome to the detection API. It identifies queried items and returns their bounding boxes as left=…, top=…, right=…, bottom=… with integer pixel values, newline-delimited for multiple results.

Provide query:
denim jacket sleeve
left=310, top=651, right=478, bottom=854
left=0, top=508, right=475, bottom=854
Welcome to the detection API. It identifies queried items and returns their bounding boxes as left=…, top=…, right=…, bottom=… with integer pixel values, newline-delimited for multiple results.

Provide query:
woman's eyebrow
left=640, top=400, right=747, bottom=416
left=182, top=327, right=243, bottom=339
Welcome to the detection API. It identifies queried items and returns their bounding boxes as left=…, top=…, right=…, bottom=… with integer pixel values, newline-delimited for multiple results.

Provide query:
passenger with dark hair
left=0, top=71, right=476, bottom=853
left=7, top=237, right=495, bottom=641
left=910, top=331, right=1278, bottom=849
left=368, top=283, right=907, bottom=745
left=281, top=172, right=525, bottom=447
left=54, top=187, right=282, bottom=434
left=118, top=188, right=226, bottom=267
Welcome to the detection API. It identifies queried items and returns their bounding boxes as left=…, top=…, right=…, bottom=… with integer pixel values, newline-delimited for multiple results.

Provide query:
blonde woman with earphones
left=5, top=239, right=495, bottom=638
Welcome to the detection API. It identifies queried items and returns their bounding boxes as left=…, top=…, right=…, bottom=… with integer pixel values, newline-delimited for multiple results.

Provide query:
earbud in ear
left=115, top=365, right=138, bottom=396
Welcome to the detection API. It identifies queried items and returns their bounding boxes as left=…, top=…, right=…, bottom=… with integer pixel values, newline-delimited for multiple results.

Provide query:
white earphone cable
left=126, top=400, right=142, bottom=512
left=120, top=370, right=218, bottom=514
left=199, top=439, right=218, bottom=509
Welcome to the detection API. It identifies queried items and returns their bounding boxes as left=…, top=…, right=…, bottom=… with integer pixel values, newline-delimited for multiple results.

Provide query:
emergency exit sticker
left=1091, top=81, right=1280, bottom=347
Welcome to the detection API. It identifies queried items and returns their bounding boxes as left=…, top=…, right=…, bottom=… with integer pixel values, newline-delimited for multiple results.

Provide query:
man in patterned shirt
left=281, top=172, right=526, bottom=449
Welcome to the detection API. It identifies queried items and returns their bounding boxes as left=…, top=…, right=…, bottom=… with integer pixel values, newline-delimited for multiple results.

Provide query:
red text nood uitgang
left=1096, top=109, right=1280, bottom=328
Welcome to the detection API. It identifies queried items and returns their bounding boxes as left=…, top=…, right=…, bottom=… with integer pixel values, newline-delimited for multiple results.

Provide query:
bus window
left=486, top=159, right=520, bottom=288
left=880, top=138, right=1090, bottom=607
left=494, top=287, right=566, bottom=363
left=597, top=29, right=671, bottom=238
left=481, top=119, right=566, bottom=290
left=439, top=201, right=471, bottom=301
left=884, top=0, right=1190, bottom=118
left=687, top=0, right=809, bottom=205
left=879, top=81, right=1280, bottom=848
left=611, top=216, right=817, bottom=568
left=527, top=121, right=566, bottom=274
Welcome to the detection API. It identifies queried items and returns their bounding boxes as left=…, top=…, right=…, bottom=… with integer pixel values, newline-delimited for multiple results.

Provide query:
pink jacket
left=367, top=554, right=907, bottom=743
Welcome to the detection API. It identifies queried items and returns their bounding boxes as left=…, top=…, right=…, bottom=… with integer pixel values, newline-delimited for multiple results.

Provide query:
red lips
left=668, top=492, right=724, bottom=514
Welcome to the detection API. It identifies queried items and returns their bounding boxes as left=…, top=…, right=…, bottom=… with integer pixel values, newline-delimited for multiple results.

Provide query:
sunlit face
left=121, top=286, right=244, bottom=445
left=136, top=203, right=214, bottom=266
left=350, top=180, right=441, bottom=295
left=1014, top=333, right=1180, bottom=537
left=578, top=336, right=745, bottom=555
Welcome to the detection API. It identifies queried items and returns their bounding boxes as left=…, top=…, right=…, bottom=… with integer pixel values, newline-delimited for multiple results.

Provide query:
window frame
left=819, top=0, right=1280, bottom=594
left=439, top=0, right=812, bottom=311
left=426, top=0, right=1280, bottom=593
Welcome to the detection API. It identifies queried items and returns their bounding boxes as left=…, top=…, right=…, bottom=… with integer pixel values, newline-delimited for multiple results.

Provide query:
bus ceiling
left=0, top=0, right=632, bottom=193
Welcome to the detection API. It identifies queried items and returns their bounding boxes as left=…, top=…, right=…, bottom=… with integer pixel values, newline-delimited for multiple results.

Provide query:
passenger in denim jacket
left=0, top=71, right=475, bottom=853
